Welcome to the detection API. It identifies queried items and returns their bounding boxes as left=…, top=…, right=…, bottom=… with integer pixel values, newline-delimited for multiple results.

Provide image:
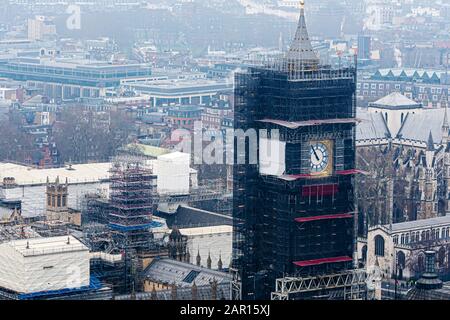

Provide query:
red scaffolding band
left=294, top=213, right=353, bottom=223
left=336, top=169, right=369, bottom=175
left=302, top=184, right=338, bottom=197
left=293, top=256, right=353, bottom=267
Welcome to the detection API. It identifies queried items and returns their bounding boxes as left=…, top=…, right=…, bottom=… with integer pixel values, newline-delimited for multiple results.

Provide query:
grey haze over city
left=0, top=0, right=450, bottom=307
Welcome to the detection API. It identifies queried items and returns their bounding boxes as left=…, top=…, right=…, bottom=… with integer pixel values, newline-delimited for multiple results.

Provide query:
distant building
left=0, top=57, right=152, bottom=100
left=358, top=68, right=450, bottom=107
left=122, top=79, right=233, bottom=107
left=358, top=34, right=371, bottom=60
left=27, top=16, right=56, bottom=41
left=0, top=162, right=111, bottom=218
left=167, top=106, right=202, bottom=130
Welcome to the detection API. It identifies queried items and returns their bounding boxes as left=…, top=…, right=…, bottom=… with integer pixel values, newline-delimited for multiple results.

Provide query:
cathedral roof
left=356, top=109, right=391, bottom=141
left=398, top=108, right=447, bottom=144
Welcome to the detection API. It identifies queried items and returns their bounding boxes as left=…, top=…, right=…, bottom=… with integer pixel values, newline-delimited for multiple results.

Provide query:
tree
left=53, top=108, right=134, bottom=164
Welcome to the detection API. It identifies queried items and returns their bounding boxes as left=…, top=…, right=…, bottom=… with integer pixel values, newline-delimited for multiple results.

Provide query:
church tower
left=45, top=176, right=68, bottom=221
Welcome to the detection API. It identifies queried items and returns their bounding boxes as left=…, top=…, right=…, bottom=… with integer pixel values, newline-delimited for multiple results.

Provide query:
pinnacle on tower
left=444, top=105, right=449, bottom=130
left=207, top=251, right=212, bottom=269
left=427, top=131, right=435, bottom=151
left=284, top=0, right=319, bottom=70
left=196, top=248, right=201, bottom=266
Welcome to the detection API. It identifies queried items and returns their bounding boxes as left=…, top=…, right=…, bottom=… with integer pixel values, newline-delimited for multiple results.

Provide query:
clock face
left=310, top=141, right=331, bottom=174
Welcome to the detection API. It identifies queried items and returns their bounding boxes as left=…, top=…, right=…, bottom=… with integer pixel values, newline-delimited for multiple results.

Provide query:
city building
left=27, top=16, right=56, bottom=41
left=122, top=79, right=233, bottom=107
left=0, top=57, right=152, bottom=100
left=167, top=106, right=202, bottom=130
left=115, top=257, right=232, bottom=300
left=358, top=34, right=372, bottom=61
left=356, top=93, right=450, bottom=225
left=0, top=235, right=112, bottom=300
left=357, top=68, right=450, bottom=107
left=0, top=162, right=111, bottom=218
left=359, top=216, right=450, bottom=283
left=233, top=3, right=358, bottom=299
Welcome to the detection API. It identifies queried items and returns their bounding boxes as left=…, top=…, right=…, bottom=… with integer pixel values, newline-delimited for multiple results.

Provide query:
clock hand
left=311, top=146, right=320, bottom=161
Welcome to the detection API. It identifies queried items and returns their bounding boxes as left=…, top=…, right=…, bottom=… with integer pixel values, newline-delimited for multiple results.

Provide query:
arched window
left=401, top=234, right=405, bottom=244
left=375, top=235, right=385, bottom=257
left=405, top=233, right=410, bottom=244
left=393, top=235, right=398, bottom=244
left=446, top=228, right=450, bottom=239
left=418, top=253, right=425, bottom=273
left=442, top=228, right=446, bottom=239
left=397, top=251, right=406, bottom=269
left=426, top=230, right=431, bottom=240
left=439, top=247, right=446, bottom=268
left=422, top=231, right=426, bottom=241
left=362, top=245, right=367, bottom=262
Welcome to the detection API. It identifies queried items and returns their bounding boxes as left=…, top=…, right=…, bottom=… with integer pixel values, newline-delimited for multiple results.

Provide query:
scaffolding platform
left=271, top=269, right=367, bottom=300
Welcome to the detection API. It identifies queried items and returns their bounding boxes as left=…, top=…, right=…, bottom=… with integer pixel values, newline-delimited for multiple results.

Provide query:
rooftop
left=391, top=215, right=450, bottom=233
left=5, top=236, right=88, bottom=257
left=0, top=162, right=110, bottom=186
left=179, top=225, right=232, bottom=237
left=369, top=92, right=422, bottom=110
left=144, top=257, right=232, bottom=288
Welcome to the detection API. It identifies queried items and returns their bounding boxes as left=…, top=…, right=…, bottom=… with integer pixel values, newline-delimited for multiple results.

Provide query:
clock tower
left=233, top=1, right=358, bottom=300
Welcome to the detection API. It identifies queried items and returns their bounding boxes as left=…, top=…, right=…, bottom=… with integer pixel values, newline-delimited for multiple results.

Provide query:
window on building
left=397, top=251, right=406, bottom=269
left=401, top=234, right=405, bottom=244
left=375, top=235, right=385, bottom=257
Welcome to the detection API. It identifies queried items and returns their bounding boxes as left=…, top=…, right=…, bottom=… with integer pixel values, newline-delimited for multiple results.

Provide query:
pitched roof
left=370, top=92, right=422, bottom=110
left=284, top=1, right=319, bottom=68
left=398, top=108, right=447, bottom=143
left=356, top=109, right=391, bottom=141
left=143, top=258, right=232, bottom=288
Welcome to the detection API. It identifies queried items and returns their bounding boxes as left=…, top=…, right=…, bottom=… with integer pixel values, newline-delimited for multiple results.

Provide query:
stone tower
left=45, top=176, right=68, bottom=221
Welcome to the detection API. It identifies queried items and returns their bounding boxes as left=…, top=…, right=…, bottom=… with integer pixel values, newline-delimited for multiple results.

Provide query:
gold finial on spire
left=299, top=0, right=305, bottom=10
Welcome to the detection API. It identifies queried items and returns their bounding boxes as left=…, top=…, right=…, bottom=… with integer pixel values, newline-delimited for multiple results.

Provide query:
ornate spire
left=285, top=0, right=319, bottom=69
left=207, top=251, right=212, bottom=269
left=218, top=253, right=223, bottom=271
left=196, top=248, right=201, bottom=266
left=444, top=105, right=449, bottom=130
left=427, top=131, right=434, bottom=151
